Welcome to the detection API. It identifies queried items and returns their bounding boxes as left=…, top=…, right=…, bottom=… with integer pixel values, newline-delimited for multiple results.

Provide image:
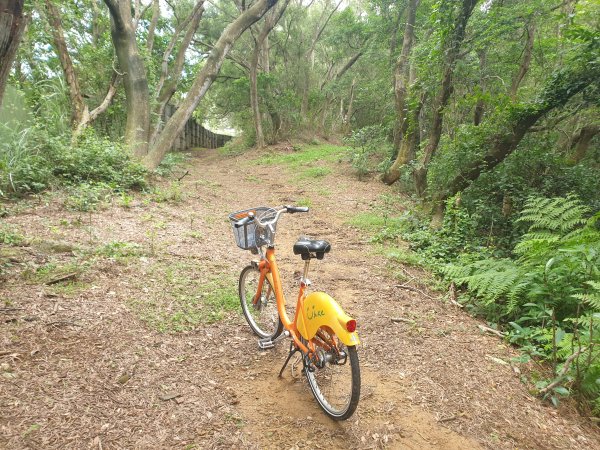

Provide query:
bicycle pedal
left=258, top=338, right=275, bottom=349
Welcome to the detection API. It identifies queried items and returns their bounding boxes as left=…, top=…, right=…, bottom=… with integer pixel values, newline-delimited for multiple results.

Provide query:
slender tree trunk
left=473, top=49, right=486, bottom=125
left=45, top=0, right=89, bottom=127
left=250, top=39, right=266, bottom=147
left=569, top=125, right=600, bottom=164
left=343, top=78, right=356, bottom=134
left=150, top=0, right=204, bottom=144
left=382, top=0, right=419, bottom=185
left=0, top=0, right=27, bottom=108
left=91, top=0, right=101, bottom=45
left=413, top=0, right=479, bottom=196
left=145, top=0, right=280, bottom=169
left=146, top=0, right=159, bottom=53
left=510, top=20, right=535, bottom=99
left=249, top=0, right=289, bottom=148
left=73, top=72, right=121, bottom=139
left=300, top=0, right=342, bottom=121
left=104, top=0, right=151, bottom=158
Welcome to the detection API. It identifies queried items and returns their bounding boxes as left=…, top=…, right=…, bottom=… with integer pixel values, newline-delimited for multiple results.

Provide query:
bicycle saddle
left=293, top=238, right=331, bottom=260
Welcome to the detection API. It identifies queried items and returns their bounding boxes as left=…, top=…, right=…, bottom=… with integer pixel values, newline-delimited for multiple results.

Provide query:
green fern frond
left=518, top=195, right=590, bottom=234
left=572, top=282, right=600, bottom=310
left=454, top=259, right=522, bottom=304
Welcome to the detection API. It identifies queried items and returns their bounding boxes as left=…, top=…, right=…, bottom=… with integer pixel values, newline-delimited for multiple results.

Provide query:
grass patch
left=47, top=280, right=90, bottom=297
left=22, top=261, right=84, bottom=284
left=296, top=166, right=332, bottom=180
left=96, top=241, right=145, bottom=258
left=0, top=224, right=25, bottom=245
left=255, top=144, right=344, bottom=168
left=128, top=265, right=239, bottom=332
left=154, top=152, right=189, bottom=177
left=151, top=181, right=185, bottom=203
left=296, top=198, right=312, bottom=208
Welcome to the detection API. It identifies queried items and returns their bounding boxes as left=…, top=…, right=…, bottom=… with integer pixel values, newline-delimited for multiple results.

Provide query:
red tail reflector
left=346, top=319, right=357, bottom=333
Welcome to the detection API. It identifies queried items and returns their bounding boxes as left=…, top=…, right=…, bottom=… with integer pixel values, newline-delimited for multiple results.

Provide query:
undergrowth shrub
left=0, top=126, right=147, bottom=198
left=442, top=195, right=600, bottom=411
left=344, top=125, right=393, bottom=179
left=51, top=131, right=147, bottom=190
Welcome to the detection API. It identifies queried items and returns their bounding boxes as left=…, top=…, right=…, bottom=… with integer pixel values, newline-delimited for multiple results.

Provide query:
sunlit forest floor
left=1, top=144, right=599, bottom=449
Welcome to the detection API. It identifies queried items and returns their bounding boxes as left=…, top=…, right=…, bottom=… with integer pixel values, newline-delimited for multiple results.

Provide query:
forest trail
left=1, top=144, right=599, bottom=449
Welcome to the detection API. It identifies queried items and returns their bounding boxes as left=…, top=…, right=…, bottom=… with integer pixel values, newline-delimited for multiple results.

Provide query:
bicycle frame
left=253, top=247, right=360, bottom=356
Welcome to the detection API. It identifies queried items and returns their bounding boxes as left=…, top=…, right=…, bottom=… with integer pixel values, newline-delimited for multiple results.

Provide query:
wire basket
left=229, top=207, right=278, bottom=250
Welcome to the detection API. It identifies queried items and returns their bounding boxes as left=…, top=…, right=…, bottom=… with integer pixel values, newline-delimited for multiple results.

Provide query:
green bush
left=0, top=126, right=147, bottom=198
left=442, top=195, right=600, bottom=410
left=51, top=131, right=147, bottom=190
left=344, top=125, right=393, bottom=179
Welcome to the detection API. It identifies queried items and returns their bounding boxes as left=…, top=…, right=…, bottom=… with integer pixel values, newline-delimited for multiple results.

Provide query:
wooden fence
left=95, top=104, right=232, bottom=150
left=162, top=104, right=232, bottom=150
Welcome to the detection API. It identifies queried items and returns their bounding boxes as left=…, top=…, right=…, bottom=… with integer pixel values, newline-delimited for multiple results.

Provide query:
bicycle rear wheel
left=304, top=329, right=360, bottom=420
left=239, top=265, right=283, bottom=339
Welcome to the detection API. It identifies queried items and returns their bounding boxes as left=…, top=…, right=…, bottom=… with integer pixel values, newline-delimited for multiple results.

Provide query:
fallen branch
left=477, top=324, right=505, bottom=338
left=448, top=282, right=463, bottom=308
left=395, top=284, right=440, bottom=300
left=45, top=272, right=78, bottom=285
left=539, top=347, right=587, bottom=396
left=177, top=170, right=190, bottom=181
left=390, top=317, right=415, bottom=325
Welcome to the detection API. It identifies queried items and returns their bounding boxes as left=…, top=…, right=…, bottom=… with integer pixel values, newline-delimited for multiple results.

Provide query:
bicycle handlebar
left=233, top=205, right=309, bottom=228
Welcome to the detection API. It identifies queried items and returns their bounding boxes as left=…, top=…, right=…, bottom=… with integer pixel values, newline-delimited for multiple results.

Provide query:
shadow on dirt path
left=1, top=144, right=599, bottom=449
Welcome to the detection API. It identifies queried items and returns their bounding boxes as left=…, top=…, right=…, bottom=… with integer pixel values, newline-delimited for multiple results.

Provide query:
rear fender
left=296, top=292, right=360, bottom=346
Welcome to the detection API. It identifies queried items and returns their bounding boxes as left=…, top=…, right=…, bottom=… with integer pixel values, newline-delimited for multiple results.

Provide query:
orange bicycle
left=229, top=205, right=361, bottom=420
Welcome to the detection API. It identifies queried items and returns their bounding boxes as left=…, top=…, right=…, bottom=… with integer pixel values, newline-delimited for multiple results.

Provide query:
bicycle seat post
left=301, top=259, right=311, bottom=287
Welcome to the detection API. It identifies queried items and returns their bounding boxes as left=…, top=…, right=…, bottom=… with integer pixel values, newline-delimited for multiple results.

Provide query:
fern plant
left=443, top=195, right=600, bottom=412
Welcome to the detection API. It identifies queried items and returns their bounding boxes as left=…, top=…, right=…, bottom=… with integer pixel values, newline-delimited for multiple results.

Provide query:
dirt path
left=1, top=145, right=599, bottom=449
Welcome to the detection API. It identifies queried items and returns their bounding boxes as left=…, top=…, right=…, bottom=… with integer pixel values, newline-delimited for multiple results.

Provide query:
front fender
left=296, top=292, right=360, bottom=346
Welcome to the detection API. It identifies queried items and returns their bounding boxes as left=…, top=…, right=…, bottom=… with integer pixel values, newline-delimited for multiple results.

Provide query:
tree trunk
left=150, top=0, right=204, bottom=144
left=343, top=78, right=356, bottom=134
left=300, top=0, right=342, bottom=121
left=45, top=0, right=89, bottom=127
left=413, top=0, right=479, bottom=196
left=250, top=39, right=266, bottom=147
left=510, top=20, right=535, bottom=99
left=73, top=71, right=121, bottom=139
left=250, top=0, right=290, bottom=148
left=146, top=0, right=159, bottom=53
left=381, top=0, right=419, bottom=185
left=0, top=0, right=27, bottom=108
left=145, top=0, right=280, bottom=169
left=569, top=125, right=600, bottom=164
left=436, top=62, right=599, bottom=203
left=104, top=0, right=151, bottom=158
left=473, top=49, right=486, bottom=125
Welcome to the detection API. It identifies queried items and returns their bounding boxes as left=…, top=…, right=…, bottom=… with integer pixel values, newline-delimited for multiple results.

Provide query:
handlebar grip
left=286, top=206, right=309, bottom=214
left=234, top=213, right=255, bottom=228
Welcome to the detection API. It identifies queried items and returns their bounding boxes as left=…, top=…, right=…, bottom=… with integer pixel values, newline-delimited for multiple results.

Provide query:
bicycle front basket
left=229, top=207, right=277, bottom=250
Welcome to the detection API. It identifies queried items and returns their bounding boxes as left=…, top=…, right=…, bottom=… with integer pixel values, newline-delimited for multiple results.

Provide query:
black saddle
left=293, top=238, right=331, bottom=260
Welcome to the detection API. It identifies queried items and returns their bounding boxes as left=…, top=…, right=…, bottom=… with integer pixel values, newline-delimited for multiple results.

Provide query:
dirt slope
left=1, top=145, right=599, bottom=449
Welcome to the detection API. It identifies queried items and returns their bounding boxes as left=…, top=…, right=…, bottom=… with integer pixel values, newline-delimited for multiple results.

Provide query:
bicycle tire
left=304, top=331, right=360, bottom=420
left=239, top=265, right=283, bottom=339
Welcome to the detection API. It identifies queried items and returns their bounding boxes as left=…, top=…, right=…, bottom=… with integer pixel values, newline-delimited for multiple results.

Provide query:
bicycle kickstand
left=278, top=341, right=299, bottom=378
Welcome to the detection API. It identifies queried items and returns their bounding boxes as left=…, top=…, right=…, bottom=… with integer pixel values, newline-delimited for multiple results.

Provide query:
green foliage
left=0, top=125, right=147, bottom=199
left=64, top=182, right=113, bottom=212
left=51, top=131, right=147, bottom=190
left=96, top=241, right=144, bottom=258
left=154, top=152, right=188, bottom=177
left=0, top=225, right=25, bottom=246
left=442, top=195, right=600, bottom=410
left=344, top=125, right=393, bottom=179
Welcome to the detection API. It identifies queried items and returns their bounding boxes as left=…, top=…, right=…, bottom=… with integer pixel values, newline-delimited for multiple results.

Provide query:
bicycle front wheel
left=239, top=265, right=283, bottom=339
left=304, top=329, right=360, bottom=420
